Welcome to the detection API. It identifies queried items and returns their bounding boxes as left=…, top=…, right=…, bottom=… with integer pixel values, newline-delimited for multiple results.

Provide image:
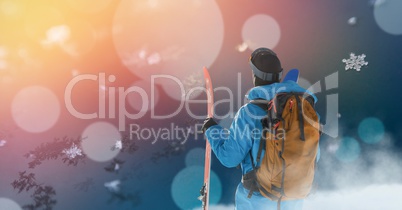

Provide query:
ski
left=282, top=68, right=300, bottom=83
left=198, top=67, right=214, bottom=210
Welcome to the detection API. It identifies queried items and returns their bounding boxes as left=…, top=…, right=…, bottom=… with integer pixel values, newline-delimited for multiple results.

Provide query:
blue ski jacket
left=205, top=81, right=320, bottom=210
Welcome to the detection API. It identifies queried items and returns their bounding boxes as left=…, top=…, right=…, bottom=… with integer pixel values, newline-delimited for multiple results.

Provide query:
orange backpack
left=243, top=92, right=320, bottom=206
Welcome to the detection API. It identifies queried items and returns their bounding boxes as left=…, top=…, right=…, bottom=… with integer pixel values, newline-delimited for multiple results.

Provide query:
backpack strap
left=277, top=116, right=286, bottom=210
left=244, top=151, right=279, bottom=200
left=294, top=95, right=305, bottom=141
left=249, top=99, right=269, bottom=164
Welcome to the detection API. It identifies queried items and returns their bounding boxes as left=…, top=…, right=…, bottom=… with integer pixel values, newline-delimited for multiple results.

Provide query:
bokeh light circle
left=184, top=147, right=205, bottom=167
left=374, top=0, right=402, bottom=35
left=159, top=56, right=205, bottom=101
left=81, top=121, right=121, bottom=162
left=242, top=14, right=281, bottom=50
left=0, top=0, right=25, bottom=18
left=11, top=86, right=60, bottom=133
left=358, top=117, right=385, bottom=144
left=171, top=166, right=221, bottom=210
left=0, top=198, right=21, bottom=210
left=335, top=137, right=361, bottom=163
left=112, top=0, right=223, bottom=100
left=127, top=79, right=160, bottom=114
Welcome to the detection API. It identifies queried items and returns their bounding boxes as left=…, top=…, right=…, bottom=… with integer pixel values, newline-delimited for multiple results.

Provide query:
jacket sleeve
left=204, top=106, right=257, bottom=168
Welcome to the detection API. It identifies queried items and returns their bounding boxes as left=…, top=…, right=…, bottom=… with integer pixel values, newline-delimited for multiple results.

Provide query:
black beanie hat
left=249, top=48, right=283, bottom=83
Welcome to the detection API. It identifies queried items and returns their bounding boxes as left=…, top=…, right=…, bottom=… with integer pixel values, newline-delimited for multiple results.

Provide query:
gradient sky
left=1, top=0, right=402, bottom=209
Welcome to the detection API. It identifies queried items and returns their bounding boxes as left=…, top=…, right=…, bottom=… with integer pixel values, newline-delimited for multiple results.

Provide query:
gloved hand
left=201, top=118, right=217, bottom=134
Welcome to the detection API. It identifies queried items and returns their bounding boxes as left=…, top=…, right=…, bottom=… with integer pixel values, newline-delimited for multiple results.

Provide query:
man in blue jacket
left=202, top=48, right=319, bottom=210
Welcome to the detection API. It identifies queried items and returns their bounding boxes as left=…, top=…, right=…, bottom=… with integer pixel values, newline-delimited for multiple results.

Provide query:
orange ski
left=199, top=67, right=214, bottom=210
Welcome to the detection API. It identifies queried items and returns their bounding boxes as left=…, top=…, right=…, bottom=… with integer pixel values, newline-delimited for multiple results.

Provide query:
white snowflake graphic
left=114, top=163, right=120, bottom=171
left=114, top=140, right=123, bottom=150
left=104, top=179, right=121, bottom=193
left=342, top=53, right=368, bottom=71
left=62, top=143, right=83, bottom=159
left=347, top=17, right=357, bottom=26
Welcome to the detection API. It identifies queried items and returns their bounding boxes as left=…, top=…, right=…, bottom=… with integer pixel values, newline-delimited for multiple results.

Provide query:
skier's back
left=202, top=48, right=320, bottom=210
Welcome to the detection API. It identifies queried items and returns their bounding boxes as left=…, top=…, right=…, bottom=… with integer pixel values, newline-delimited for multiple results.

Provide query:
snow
left=114, top=140, right=123, bottom=150
left=304, top=184, right=402, bottom=210
left=104, top=180, right=121, bottom=193
left=347, top=17, right=357, bottom=26
left=342, top=53, right=368, bottom=71
left=62, top=143, right=83, bottom=159
left=114, top=163, right=120, bottom=171
left=193, top=184, right=402, bottom=210
left=236, top=42, right=248, bottom=52
left=0, top=140, right=6, bottom=147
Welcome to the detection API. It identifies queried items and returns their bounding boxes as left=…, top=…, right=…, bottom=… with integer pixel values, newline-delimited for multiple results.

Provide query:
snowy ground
left=194, top=184, right=402, bottom=210
left=195, top=146, right=402, bottom=210
left=303, top=184, right=402, bottom=210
